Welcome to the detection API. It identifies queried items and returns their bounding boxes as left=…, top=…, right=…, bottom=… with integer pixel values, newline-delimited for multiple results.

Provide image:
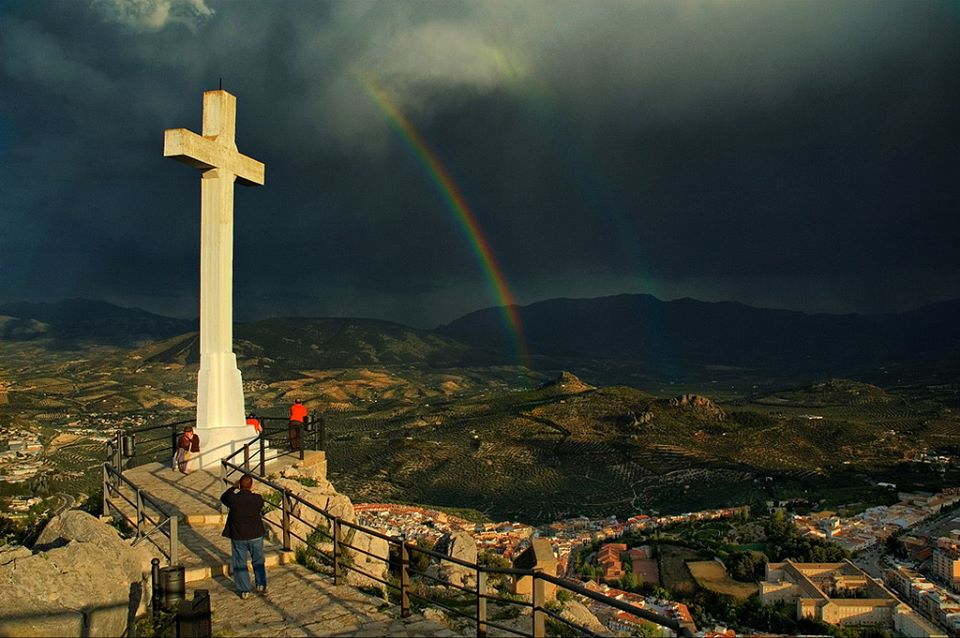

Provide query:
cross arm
left=163, top=128, right=265, bottom=186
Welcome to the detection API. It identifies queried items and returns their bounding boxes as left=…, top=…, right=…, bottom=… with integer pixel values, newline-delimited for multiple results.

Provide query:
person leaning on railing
left=176, top=425, right=200, bottom=474
left=220, top=474, right=267, bottom=599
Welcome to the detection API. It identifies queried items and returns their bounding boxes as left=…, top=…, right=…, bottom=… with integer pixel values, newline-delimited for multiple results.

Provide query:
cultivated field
left=687, top=560, right=758, bottom=601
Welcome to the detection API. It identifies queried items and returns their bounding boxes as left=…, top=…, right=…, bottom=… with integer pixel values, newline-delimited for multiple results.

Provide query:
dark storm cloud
left=0, top=0, right=958, bottom=326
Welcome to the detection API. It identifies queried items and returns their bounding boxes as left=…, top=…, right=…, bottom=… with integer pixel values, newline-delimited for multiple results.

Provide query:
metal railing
left=109, top=418, right=196, bottom=472
left=111, top=413, right=323, bottom=475
left=216, top=416, right=323, bottom=491
left=256, top=414, right=325, bottom=464
left=106, top=414, right=694, bottom=636
left=219, top=454, right=695, bottom=638
left=103, top=462, right=180, bottom=566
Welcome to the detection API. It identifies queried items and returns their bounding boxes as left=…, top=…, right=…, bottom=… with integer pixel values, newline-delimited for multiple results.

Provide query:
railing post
left=532, top=568, right=546, bottom=638
left=332, top=517, right=341, bottom=585
left=136, top=488, right=144, bottom=538
left=170, top=426, right=178, bottom=468
left=299, top=422, right=305, bottom=461
left=400, top=540, right=411, bottom=618
left=243, top=444, right=250, bottom=472
left=259, top=435, right=266, bottom=477
left=476, top=568, right=487, bottom=638
left=281, top=490, right=292, bottom=551
left=169, top=515, right=179, bottom=566
left=218, top=462, right=226, bottom=514
left=114, top=430, right=123, bottom=477
left=319, top=418, right=326, bottom=452
left=101, top=464, right=109, bottom=517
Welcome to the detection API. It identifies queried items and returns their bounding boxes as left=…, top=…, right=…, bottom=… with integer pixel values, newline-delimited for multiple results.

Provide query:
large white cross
left=164, top=90, right=265, bottom=468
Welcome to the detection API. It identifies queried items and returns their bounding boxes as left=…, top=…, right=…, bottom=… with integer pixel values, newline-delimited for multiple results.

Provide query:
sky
left=1, top=0, right=958, bottom=328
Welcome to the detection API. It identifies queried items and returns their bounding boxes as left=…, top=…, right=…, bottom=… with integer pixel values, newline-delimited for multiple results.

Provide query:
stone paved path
left=108, top=456, right=463, bottom=636
left=189, top=564, right=463, bottom=637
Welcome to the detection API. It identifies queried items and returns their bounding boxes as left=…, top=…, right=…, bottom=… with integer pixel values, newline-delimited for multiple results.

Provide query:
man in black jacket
left=220, top=474, right=267, bottom=598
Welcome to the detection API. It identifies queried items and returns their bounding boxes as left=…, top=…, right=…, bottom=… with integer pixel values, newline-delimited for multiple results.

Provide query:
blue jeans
left=231, top=536, right=266, bottom=592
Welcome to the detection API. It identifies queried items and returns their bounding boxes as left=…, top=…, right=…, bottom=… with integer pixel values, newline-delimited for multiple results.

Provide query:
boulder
left=344, top=529, right=390, bottom=590
left=0, top=511, right=152, bottom=637
left=279, top=453, right=332, bottom=492
left=35, top=510, right=154, bottom=581
left=433, top=530, right=478, bottom=590
left=259, top=475, right=390, bottom=590
left=0, top=545, right=31, bottom=566
left=261, top=478, right=355, bottom=551
left=422, top=607, right=448, bottom=624
left=561, top=600, right=608, bottom=635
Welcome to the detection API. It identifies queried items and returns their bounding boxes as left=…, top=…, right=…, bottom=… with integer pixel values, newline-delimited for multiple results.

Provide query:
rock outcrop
left=538, top=371, right=595, bottom=395
left=0, top=510, right=153, bottom=637
left=670, top=393, right=724, bottom=420
left=433, top=530, right=478, bottom=590
left=344, top=529, right=390, bottom=590
left=619, top=409, right=655, bottom=427
left=561, top=600, right=607, bottom=635
left=261, top=455, right=389, bottom=591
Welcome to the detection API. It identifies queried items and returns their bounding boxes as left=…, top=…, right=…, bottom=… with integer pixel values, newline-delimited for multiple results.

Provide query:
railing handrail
left=105, top=462, right=176, bottom=519
left=220, top=455, right=694, bottom=638
left=120, top=417, right=196, bottom=435
left=221, top=431, right=265, bottom=465
left=103, top=462, right=180, bottom=566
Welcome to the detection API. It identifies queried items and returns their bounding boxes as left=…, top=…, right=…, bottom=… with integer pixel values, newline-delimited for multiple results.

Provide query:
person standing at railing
left=288, top=399, right=307, bottom=451
left=220, top=474, right=267, bottom=599
left=176, top=425, right=201, bottom=474
left=246, top=413, right=262, bottom=434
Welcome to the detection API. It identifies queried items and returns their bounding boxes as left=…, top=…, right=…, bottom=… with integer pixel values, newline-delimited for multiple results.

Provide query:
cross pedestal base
left=193, top=424, right=259, bottom=470
left=194, top=351, right=248, bottom=469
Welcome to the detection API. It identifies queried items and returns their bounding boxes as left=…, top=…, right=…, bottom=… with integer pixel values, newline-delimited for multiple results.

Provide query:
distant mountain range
left=0, top=299, right=195, bottom=346
left=4, top=295, right=960, bottom=385
left=141, top=317, right=495, bottom=371
left=438, top=294, right=960, bottom=383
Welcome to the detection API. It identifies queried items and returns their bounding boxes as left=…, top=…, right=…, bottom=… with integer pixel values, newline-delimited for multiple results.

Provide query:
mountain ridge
left=5, top=295, right=960, bottom=384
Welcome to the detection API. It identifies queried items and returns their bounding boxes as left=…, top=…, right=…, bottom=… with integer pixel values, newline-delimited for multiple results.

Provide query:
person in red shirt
left=246, top=413, right=262, bottom=434
left=288, top=399, right=307, bottom=451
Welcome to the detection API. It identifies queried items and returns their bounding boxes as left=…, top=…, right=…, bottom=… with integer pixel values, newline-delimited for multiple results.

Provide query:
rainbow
left=358, top=72, right=530, bottom=367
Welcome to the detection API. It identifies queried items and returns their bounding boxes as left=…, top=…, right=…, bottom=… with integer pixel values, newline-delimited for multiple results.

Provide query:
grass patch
left=687, top=560, right=758, bottom=601
left=730, top=542, right=768, bottom=553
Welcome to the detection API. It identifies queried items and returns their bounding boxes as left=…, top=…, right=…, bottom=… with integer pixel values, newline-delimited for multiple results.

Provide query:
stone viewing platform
left=103, top=452, right=463, bottom=637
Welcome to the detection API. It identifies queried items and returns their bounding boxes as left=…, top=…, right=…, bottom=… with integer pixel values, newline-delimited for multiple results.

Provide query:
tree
left=619, top=571, right=641, bottom=591
left=631, top=620, right=661, bottom=637
left=726, top=550, right=767, bottom=582
left=766, top=509, right=790, bottom=538
left=652, top=586, right=672, bottom=601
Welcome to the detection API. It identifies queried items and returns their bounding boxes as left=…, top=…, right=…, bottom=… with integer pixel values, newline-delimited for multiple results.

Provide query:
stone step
left=183, top=512, right=228, bottom=526
left=107, top=481, right=295, bottom=583
left=183, top=547, right=297, bottom=582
